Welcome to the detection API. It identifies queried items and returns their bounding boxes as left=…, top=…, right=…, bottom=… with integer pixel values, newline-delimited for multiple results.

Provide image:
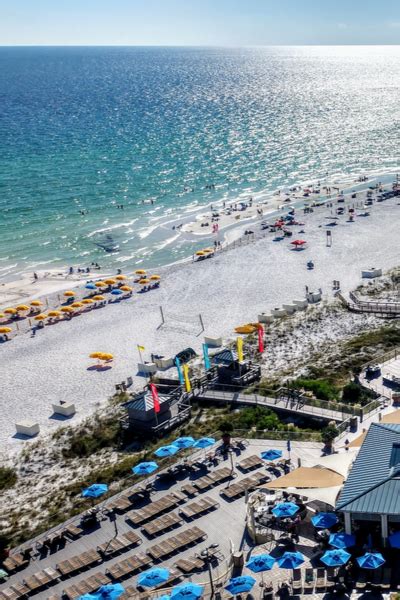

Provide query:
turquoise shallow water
left=0, top=45, right=400, bottom=279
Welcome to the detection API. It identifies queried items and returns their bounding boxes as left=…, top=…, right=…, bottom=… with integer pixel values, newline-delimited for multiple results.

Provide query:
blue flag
left=202, top=343, right=211, bottom=370
left=175, top=357, right=184, bottom=385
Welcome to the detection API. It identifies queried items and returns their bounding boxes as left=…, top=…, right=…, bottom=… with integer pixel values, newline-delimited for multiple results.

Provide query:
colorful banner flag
left=182, top=364, right=191, bottom=393
left=237, top=337, right=244, bottom=362
left=258, top=325, right=264, bottom=353
left=149, top=382, right=160, bottom=413
left=202, top=343, right=211, bottom=370
left=137, top=344, right=145, bottom=352
left=175, top=357, right=184, bottom=385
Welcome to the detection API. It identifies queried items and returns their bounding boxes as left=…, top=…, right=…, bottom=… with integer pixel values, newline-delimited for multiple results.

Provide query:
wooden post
left=199, top=313, right=205, bottom=334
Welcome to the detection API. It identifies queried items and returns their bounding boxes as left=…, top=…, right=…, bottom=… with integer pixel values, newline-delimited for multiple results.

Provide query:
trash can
left=232, top=551, right=244, bottom=568
left=350, top=416, right=358, bottom=431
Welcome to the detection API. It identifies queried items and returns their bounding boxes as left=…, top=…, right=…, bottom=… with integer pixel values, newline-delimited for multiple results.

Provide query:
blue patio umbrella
left=81, top=483, right=108, bottom=499
left=154, top=444, right=179, bottom=458
left=272, top=502, right=299, bottom=518
left=173, top=436, right=195, bottom=449
left=111, top=289, right=123, bottom=295
left=261, top=449, right=283, bottom=461
left=329, top=532, right=356, bottom=549
left=193, top=437, right=215, bottom=449
left=132, top=461, right=158, bottom=476
left=79, top=583, right=125, bottom=599
left=246, top=554, right=275, bottom=573
left=86, top=283, right=97, bottom=290
left=158, top=596, right=171, bottom=600
left=357, top=552, right=385, bottom=570
left=138, top=567, right=170, bottom=588
left=321, top=549, right=351, bottom=567
left=389, top=531, right=400, bottom=548
left=170, top=583, right=204, bottom=600
left=311, top=512, right=339, bottom=529
left=277, top=551, right=305, bottom=569
left=225, top=576, right=256, bottom=595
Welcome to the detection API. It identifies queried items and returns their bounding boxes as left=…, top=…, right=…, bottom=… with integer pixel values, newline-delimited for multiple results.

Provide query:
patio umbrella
left=291, top=239, right=306, bottom=247
left=277, top=551, right=305, bottom=569
left=81, top=299, right=94, bottom=305
left=158, top=596, right=170, bottom=600
left=120, top=286, right=133, bottom=292
left=0, top=327, right=12, bottom=334
left=78, top=583, right=125, bottom=599
left=86, top=283, right=97, bottom=290
left=132, top=461, right=158, bottom=476
left=193, top=437, right=215, bottom=449
left=16, top=304, right=30, bottom=311
left=61, top=306, right=74, bottom=313
left=63, top=291, right=75, bottom=297
left=150, top=275, right=161, bottom=280
left=311, top=512, right=338, bottom=529
left=272, top=502, right=299, bottom=518
left=225, top=576, right=256, bottom=595
left=321, top=549, right=351, bottom=567
left=154, top=445, right=179, bottom=458
left=139, top=278, right=150, bottom=284
left=389, top=531, right=400, bottom=548
left=111, top=289, right=123, bottom=295
left=30, top=300, right=43, bottom=306
left=246, top=554, right=275, bottom=572
left=116, top=275, right=127, bottom=280
left=357, top=552, right=385, bottom=569
left=104, top=279, right=116, bottom=285
left=261, top=449, right=282, bottom=461
left=81, top=483, right=108, bottom=499
left=34, top=314, right=47, bottom=321
left=93, top=295, right=105, bottom=301
left=329, top=532, right=356, bottom=549
left=95, top=281, right=106, bottom=288
left=173, top=437, right=195, bottom=449
left=135, top=269, right=146, bottom=275
left=4, top=308, right=17, bottom=314
left=171, top=583, right=204, bottom=600
left=137, top=567, right=170, bottom=588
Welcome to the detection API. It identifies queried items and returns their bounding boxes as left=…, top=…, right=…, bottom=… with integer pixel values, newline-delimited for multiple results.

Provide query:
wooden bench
left=142, top=511, right=182, bottom=537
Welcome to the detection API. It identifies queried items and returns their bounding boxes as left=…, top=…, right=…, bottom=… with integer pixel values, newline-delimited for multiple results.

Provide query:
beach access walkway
left=337, top=291, right=400, bottom=317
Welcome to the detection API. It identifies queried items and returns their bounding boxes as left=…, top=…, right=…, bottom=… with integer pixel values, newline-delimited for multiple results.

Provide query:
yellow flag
left=182, top=363, right=191, bottom=393
left=237, top=337, right=244, bottom=362
left=137, top=345, right=145, bottom=351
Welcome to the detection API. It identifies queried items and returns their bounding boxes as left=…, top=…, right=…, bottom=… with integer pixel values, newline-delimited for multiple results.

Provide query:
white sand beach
left=0, top=178, right=399, bottom=458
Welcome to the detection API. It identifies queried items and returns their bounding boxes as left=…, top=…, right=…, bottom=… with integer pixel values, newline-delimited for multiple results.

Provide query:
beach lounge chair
left=62, top=523, right=82, bottom=540
left=315, top=568, right=326, bottom=592
left=142, top=511, right=182, bottom=537
left=291, top=568, right=303, bottom=593
left=303, top=567, right=314, bottom=593
left=355, top=570, right=367, bottom=591
left=181, top=483, right=198, bottom=497
left=325, top=567, right=337, bottom=590
left=175, top=555, right=205, bottom=574
left=2, top=553, right=29, bottom=573
left=237, top=454, right=263, bottom=472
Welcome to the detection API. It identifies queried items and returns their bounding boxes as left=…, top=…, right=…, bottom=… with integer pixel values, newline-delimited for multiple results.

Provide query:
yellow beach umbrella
left=48, top=310, right=62, bottom=317
left=64, top=291, right=75, bottom=297
left=89, top=352, right=103, bottom=359
left=150, top=275, right=161, bottom=281
left=81, top=298, right=94, bottom=305
left=92, top=295, right=105, bottom=301
left=95, top=281, right=106, bottom=288
left=203, top=248, right=214, bottom=253
left=104, top=278, right=116, bottom=285
left=30, top=300, right=43, bottom=307
left=16, top=304, right=30, bottom=312
left=4, top=308, right=17, bottom=315
left=0, top=313, right=5, bottom=319
left=0, top=327, right=12, bottom=334
left=60, top=306, right=74, bottom=313
left=116, top=274, right=127, bottom=281
left=195, top=251, right=205, bottom=256
left=100, top=353, right=114, bottom=361
left=34, top=314, right=47, bottom=321
left=135, top=269, right=146, bottom=275
left=120, top=285, right=133, bottom=292
left=71, top=302, right=83, bottom=308
left=139, top=278, right=150, bottom=284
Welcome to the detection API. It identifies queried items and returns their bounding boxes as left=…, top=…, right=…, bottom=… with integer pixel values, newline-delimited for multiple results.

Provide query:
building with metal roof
left=336, top=422, right=400, bottom=544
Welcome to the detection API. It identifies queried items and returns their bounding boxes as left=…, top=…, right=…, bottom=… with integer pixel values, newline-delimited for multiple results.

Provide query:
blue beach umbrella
left=86, top=283, right=97, bottom=290
left=321, top=549, right=351, bottom=567
left=171, top=583, right=204, bottom=600
left=111, top=289, right=123, bottom=295
left=173, top=436, right=195, bottom=449
left=225, top=576, right=256, bottom=595
left=357, top=552, right=385, bottom=569
left=261, top=449, right=283, bottom=461
left=132, top=461, right=158, bottom=476
left=81, top=483, right=108, bottom=499
left=329, top=532, right=356, bottom=549
left=277, top=551, right=305, bottom=569
left=193, top=437, right=215, bottom=449
left=272, top=502, right=299, bottom=518
left=158, top=596, right=171, bottom=600
left=389, top=531, right=400, bottom=548
left=154, top=444, right=179, bottom=458
left=138, top=567, right=170, bottom=588
left=79, top=583, right=125, bottom=599
left=311, top=512, right=338, bottom=529
left=246, top=554, right=275, bottom=573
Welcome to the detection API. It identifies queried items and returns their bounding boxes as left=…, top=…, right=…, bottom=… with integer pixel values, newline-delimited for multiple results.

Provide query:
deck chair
left=291, top=568, right=303, bottom=593
left=315, top=568, right=326, bottom=592
left=303, top=567, right=314, bottom=593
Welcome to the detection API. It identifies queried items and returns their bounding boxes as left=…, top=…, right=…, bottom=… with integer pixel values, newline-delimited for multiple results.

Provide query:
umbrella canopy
left=311, top=512, right=338, bottom=529
left=132, top=461, right=158, bottom=476
left=195, top=251, right=205, bottom=256
left=86, top=283, right=97, bottom=289
left=71, top=302, right=84, bottom=308
left=4, top=308, right=17, bottom=314
left=90, top=352, right=104, bottom=359
left=61, top=306, right=74, bottom=313
left=139, top=278, right=150, bottom=284
left=277, top=551, right=305, bottom=569
left=329, top=532, right=356, bottom=549
left=321, top=549, right=351, bottom=567
left=81, top=483, right=108, bottom=499
left=63, top=291, right=75, bottom=297
left=154, top=445, right=179, bottom=458
left=272, top=502, right=300, bottom=518
left=79, top=583, right=125, bottom=599
left=93, top=295, right=105, bottom=301
left=389, top=531, right=400, bottom=548
left=225, top=576, right=256, bottom=595
left=111, top=289, right=123, bottom=295
left=48, top=310, right=62, bottom=317
left=150, top=275, right=161, bottom=280
left=135, top=269, right=146, bottom=275
left=120, top=286, right=133, bottom=292
left=171, top=583, right=203, bottom=600
left=95, top=281, right=106, bottom=288
left=82, top=299, right=94, bottom=305
left=193, top=437, right=215, bottom=449
left=291, top=239, right=306, bottom=246
left=34, top=314, right=47, bottom=321
left=246, top=554, right=275, bottom=573
left=16, top=304, right=30, bottom=311
left=138, top=567, right=170, bottom=588
left=0, top=327, right=12, bottom=334
left=357, top=552, right=385, bottom=569
left=263, top=466, right=344, bottom=490
left=100, top=353, right=114, bottom=361
left=173, top=437, right=195, bottom=449
left=261, top=449, right=283, bottom=461
left=104, top=279, right=116, bottom=285
left=116, top=275, right=127, bottom=281
left=30, top=300, right=43, bottom=306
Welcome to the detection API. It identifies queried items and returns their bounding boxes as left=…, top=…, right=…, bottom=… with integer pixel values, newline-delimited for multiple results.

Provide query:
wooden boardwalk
left=338, top=291, right=400, bottom=317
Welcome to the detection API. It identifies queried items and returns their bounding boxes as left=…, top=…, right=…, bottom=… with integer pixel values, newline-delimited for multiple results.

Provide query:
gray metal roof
left=336, top=422, right=400, bottom=514
left=124, top=391, right=169, bottom=412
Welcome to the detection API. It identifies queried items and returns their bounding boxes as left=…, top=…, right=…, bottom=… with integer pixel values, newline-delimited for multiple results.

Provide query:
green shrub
left=293, top=378, right=339, bottom=402
left=0, top=467, right=17, bottom=491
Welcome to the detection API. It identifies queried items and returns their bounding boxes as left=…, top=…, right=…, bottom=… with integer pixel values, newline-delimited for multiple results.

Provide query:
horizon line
left=1, top=43, right=400, bottom=48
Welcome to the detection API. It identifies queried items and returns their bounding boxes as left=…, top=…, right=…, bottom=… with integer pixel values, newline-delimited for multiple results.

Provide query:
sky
left=0, top=0, right=400, bottom=46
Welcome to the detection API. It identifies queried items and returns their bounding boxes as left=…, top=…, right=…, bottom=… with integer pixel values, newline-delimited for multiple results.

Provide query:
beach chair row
left=106, top=483, right=153, bottom=514
left=237, top=454, right=264, bottom=472
left=181, top=467, right=234, bottom=497
left=62, top=571, right=111, bottom=600
left=220, top=470, right=270, bottom=500
left=179, top=496, right=219, bottom=520
left=126, top=491, right=185, bottom=526
left=142, top=511, right=183, bottom=538
left=147, top=526, right=207, bottom=561
left=96, top=530, right=141, bottom=557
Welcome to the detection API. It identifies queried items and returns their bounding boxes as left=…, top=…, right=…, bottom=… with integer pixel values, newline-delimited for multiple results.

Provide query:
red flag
left=258, top=325, right=265, bottom=353
left=150, top=383, right=160, bottom=413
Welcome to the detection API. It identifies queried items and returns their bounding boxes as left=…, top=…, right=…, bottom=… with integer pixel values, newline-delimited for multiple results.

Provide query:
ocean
left=1, top=45, right=400, bottom=280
